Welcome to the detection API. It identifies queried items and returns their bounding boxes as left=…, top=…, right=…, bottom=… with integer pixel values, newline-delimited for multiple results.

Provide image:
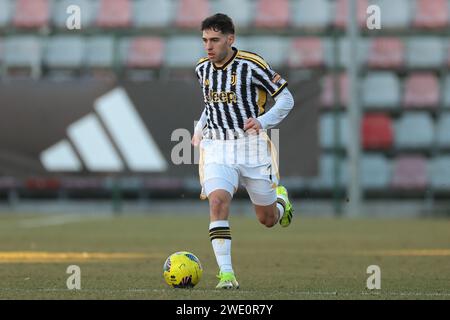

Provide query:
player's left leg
left=243, top=178, right=293, bottom=228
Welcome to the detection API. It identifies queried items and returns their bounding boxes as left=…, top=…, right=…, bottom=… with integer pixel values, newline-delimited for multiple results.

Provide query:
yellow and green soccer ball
left=163, top=251, right=203, bottom=288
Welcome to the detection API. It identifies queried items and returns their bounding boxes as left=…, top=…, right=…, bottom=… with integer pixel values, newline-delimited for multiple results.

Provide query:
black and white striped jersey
left=195, top=47, right=288, bottom=140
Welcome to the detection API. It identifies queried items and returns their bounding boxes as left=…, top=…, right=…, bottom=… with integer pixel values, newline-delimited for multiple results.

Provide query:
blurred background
left=0, top=0, right=450, bottom=218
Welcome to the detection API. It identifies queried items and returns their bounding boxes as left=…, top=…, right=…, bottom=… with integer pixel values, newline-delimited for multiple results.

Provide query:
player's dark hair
left=201, top=13, right=235, bottom=35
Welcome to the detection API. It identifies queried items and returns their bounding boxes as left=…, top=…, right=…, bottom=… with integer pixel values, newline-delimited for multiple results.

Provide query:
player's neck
left=214, top=48, right=235, bottom=68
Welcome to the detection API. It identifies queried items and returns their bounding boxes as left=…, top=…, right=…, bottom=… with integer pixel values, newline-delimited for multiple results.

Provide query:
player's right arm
left=192, top=58, right=209, bottom=146
left=192, top=108, right=206, bottom=146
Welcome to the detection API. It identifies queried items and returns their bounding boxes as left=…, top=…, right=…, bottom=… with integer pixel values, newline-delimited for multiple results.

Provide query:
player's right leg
left=203, top=164, right=240, bottom=289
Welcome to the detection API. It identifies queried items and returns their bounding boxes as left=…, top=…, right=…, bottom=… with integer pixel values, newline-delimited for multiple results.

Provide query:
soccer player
left=191, top=13, right=295, bottom=289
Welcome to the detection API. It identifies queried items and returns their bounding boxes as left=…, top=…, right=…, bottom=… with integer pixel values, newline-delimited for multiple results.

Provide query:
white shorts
left=199, top=133, right=279, bottom=206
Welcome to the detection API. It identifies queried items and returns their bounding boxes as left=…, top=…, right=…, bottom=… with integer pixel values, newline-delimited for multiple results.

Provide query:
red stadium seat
left=13, top=0, right=49, bottom=29
left=413, top=0, right=449, bottom=29
left=391, top=155, right=428, bottom=190
left=403, top=73, right=439, bottom=109
left=25, top=178, right=61, bottom=190
left=321, top=73, right=348, bottom=108
left=126, top=37, right=164, bottom=68
left=361, top=114, right=393, bottom=150
left=175, top=0, right=210, bottom=29
left=254, top=0, right=290, bottom=28
left=96, top=0, right=131, bottom=28
left=288, top=37, right=324, bottom=68
left=334, top=0, right=368, bottom=28
left=367, top=38, right=405, bottom=69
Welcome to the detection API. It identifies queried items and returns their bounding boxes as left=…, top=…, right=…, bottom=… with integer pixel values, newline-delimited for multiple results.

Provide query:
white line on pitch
left=1, top=288, right=449, bottom=297
left=17, top=213, right=112, bottom=228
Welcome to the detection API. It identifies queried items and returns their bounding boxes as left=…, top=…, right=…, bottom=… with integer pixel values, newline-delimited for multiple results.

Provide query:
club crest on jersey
left=231, top=72, right=237, bottom=86
left=204, top=78, right=210, bottom=87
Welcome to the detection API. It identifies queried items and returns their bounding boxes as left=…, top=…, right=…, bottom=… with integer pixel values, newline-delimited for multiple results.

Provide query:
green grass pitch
left=0, top=212, right=449, bottom=299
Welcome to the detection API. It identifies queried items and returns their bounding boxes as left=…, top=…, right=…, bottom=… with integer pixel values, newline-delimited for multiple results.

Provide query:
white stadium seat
left=86, top=36, right=115, bottom=68
left=133, top=0, right=173, bottom=28
left=213, top=0, right=252, bottom=28
left=406, top=37, right=445, bottom=68
left=395, top=113, right=434, bottom=149
left=430, top=156, right=450, bottom=190
left=165, top=36, right=204, bottom=68
left=368, top=0, right=412, bottom=29
left=362, top=72, right=401, bottom=109
left=44, top=36, right=85, bottom=69
left=320, top=113, right=348, bottom=149
left=436, top=113, right=450, bottom=148
left=291, top=0, right=331, bottom=29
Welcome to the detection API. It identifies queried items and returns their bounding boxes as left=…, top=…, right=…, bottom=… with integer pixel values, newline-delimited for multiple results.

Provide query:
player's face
left=202, top=29, right=234, bottom=64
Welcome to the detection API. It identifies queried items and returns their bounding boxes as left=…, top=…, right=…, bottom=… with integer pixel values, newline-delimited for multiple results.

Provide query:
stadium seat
left=307, top=154, right=346, bottom=190
left=126, top=37, right=164, bottom=68
left=436, top=113, right=450, bottom=148
left=165, top=36, right=204, bottom=68
left=362, top=72, right=401, bottom=109
left=288, top=37, right=324, bottom=68
left=175, top=0, right=209, bottom=29
left=368, top=0, right=411, bottom=29
left=133, top=0, right=172, bottom=28
left=254, top=0, right=290, bottom=29
left=61, top=177, right=104, bottom=190
left=13, top=0, right=49, bottom=29
left=320, top=73, right=348, bottom=108
left=96, top=0, right=131, bottom=28
left=333, top=0, right=368, bottom=28
left=44, top=36, right=85, bottom=70
left=406, top=37, right=445, bottom=68
left=86, top=36, right=115, bottom=69
left=403, top=73, right=439, bottom=109
left=391, top=155, right=428, bottom=190
left=213, top=0, right=252, bottom=28
left=395, top=113, right=434, bottom=149
left=4, top=36, right=42, bottom=78
left=25, top=178, right=60, bottom=190
left=362, top=114, right=393, bottom=150
left=52, top=0, right=96, bottom=29
left=367, top=37, right=405, bottom=69
left=244, top=37, right=288, bottom=68
left=413, top=0, right=449, bottom=29
left=324, top=38, right=369, bottom=68
left=444, top=75, right=450, bottom=108
left=320, top=113, right=348, bottom=149
left=0, top=0, right=12, bottom=28
left=291, top=0, right=330, bottom=30
left=361, top=155, right=391, bottom=190
left=430, top=156, right=450, bottom=190
left=447, top=39, right=450, bottom=67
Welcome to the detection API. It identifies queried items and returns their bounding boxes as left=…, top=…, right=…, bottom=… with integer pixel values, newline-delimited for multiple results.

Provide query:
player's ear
left=227, top=34, right=235, bottom=46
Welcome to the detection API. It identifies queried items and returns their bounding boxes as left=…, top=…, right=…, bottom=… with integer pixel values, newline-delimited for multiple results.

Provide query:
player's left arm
left=244, top=65, right=294, bottom=131
left=255, top=88, right=294, bottom=130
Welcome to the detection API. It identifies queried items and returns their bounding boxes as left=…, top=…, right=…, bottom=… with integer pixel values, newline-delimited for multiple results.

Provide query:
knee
left=264, top=217, right=277, bottom=228
left=209, top=197, right=229, bottom=216
left=257, top=213, right=277, bottom=228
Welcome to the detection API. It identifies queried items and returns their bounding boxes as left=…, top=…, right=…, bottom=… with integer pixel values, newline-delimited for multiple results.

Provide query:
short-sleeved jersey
left=195, top=47, right=288, bottom=140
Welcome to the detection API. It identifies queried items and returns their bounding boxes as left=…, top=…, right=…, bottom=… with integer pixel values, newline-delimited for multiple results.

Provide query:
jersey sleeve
left=195, top=66, right=203, bottom=86
left=251, top=62, right=288, bottom=98
left=195, top=58, right=208, bottom=86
